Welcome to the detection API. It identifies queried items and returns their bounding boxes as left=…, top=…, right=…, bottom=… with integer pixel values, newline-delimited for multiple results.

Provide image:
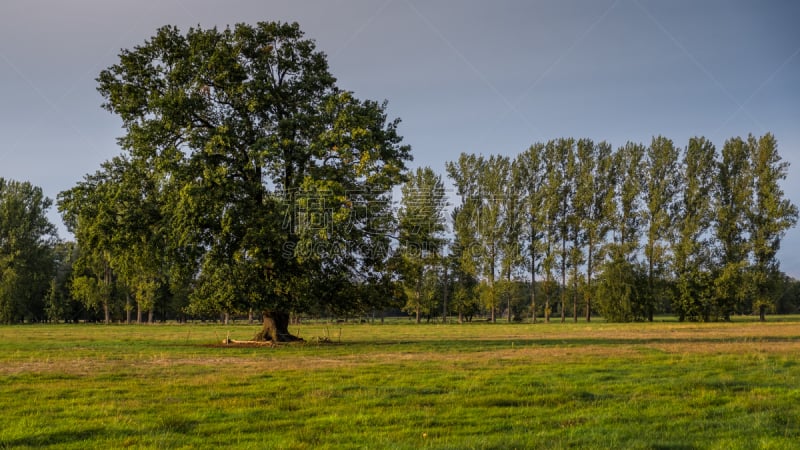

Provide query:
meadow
left=1, top=318, right=799, bottom=449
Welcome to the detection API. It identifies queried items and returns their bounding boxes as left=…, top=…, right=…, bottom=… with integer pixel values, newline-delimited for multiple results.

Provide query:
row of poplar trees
left=397, top=134, right=797, bottom=323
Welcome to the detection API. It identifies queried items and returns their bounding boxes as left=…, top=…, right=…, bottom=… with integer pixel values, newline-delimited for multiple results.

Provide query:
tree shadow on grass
left=0, top=419, right=200, bottom=448
left=0, top=427, right=104, bottom=448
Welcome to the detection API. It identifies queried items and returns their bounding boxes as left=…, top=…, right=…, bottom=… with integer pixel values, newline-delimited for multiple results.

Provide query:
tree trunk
left=647, top=248, right=655, bottom=322
left=759, top=304, right=766, bottom=321
left=103, top=263, right=112, bottom=325
left=490, top=254, right=496, bottom=324
left=442, top=264, right=449, bottom=323
left=586, top=244, right=593, bottom=322
left=573, top=279, right=578, bottom=323
left=253, top=311, right=302, bottom=342
left=560, top=272, right=566, bottom=323
left=415, top=278, right=422, bottom=324
left=560, top=236, right=566, bottom=323
left=544, top=276, right=551, bottom=323
left=530, top=247, right=537, bottom=324
left=506, top=269, right=512, bottom=323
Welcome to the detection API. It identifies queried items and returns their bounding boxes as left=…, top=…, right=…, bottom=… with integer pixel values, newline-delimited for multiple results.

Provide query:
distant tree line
left=0, top=132, right=798, bottom=324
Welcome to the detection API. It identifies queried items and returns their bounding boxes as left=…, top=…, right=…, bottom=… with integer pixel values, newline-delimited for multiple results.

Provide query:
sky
left=1, top=0, right=799, bottom=276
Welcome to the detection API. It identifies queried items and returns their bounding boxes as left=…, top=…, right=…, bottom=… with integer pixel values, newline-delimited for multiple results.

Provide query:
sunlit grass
left=1, top=319, right=799, bottom=448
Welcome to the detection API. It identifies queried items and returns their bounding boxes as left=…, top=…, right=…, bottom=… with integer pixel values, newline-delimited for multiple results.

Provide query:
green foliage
left=445, top=231, right=481, bottom=323
left=496, top=279, right=530, bottom=322
left=44, top=242, right=81, bottom=322
left=0, top=178, right=57, bottom=323
left=69, top=275, right=109, bottom=315
left=544, top=138, right=576, bottom=323
left=672, top=137, right=717, bottom=321
left=446, top=154, right=483, bottom=321
left=81, top=21, right=411, bottom=323
left=674, top=266, right=715, bottom=321
left=775, top=275, right=800, bottom=314
left=58, top=157, right=165, bottom=323
left=595, top=255, right=646, bottom=322
left=748, top=133, right=799, bottom=318
left=714, top=136, right=753, bottom=317
left=476, top=155, right=512, bottom=321
left=582, top=141, right=616, bottom=321
left=612, top=141, right=645, bottom=260
left=448, top=133, right=796, bottom=323
left=446, top=153, right=514, bottom=322
left=515, top=144, right=547, bottom=322
left=396, top=167, right=448, bottom=322
left=642, top=136, right=680, bottom=321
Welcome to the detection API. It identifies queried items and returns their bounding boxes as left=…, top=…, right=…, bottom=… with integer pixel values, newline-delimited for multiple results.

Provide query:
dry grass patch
left=2, top=320, right=799, bottom=377
left=649, top=340, right=800, bottom=355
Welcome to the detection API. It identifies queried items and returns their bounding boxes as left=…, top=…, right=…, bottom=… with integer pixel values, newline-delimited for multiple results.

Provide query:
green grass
left=1, top=319, right=800, bottom=449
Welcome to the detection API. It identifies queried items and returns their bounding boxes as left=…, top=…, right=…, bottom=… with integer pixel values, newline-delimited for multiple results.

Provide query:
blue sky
left=1, top=0, right=799, bottom=276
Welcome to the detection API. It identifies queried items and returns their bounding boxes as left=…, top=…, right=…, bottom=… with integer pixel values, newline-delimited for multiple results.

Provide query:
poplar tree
left=446, top=154, right=483, bottom=323
left=613, top=142, right=645, bottom=260
left=545, top=139, right=576, bottom=322
left=541, top=140, right=565, bottom=322
left=672, top=137, right=717, bottom=321
left=748, top=133, right=798, bottom=320
left=447, top=154, right=513, bottom=322
left=476, top=155, right=510, bottom=323
left=515, top=144, right=547, bottom=322
left=397, top=167, right=448, bottom=323
left=643, top=136, right=680, bottom=321
left=569, top=139, right=593, bottom=322
left=598, top=142, right=645, bottom=321
left=714, top=137, right=753, bottom=318
left=500, top=162, right=524, bottom=322
left=582, top=141, right=615, bottom=321
left=448, top=207, right=480, bottom=323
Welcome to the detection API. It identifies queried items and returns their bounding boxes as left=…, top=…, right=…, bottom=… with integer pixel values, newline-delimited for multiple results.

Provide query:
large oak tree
left=94, top=22, right=410, bottom=340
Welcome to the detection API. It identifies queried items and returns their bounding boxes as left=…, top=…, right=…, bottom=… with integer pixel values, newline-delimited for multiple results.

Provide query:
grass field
left=1, top=318, right=799, bottom=449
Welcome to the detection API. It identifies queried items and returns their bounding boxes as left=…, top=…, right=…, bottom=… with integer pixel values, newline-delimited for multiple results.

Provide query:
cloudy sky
left=1, top=0, right=799, bottom=275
